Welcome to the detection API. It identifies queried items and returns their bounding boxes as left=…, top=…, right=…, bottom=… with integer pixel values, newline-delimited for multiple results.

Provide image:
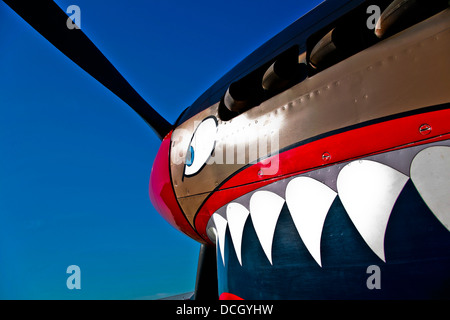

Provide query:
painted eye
left=184, top=117, right=218, bottom=176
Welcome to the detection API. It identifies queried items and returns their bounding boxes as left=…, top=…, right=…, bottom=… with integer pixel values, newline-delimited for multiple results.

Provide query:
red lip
left=149, top=130, right=206, bottom=243
left=219, top=292, right=244, bottom=300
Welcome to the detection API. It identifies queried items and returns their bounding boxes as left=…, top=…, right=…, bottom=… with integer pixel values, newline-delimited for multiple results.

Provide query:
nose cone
left=149, top=131, right=205, bottom=243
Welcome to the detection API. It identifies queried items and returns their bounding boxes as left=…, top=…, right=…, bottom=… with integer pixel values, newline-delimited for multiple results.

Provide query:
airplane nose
left=149, top=131, right=206, bottom=243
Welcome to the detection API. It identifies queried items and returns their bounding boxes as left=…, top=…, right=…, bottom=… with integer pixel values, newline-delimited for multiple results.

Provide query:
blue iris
left=186, top=145, right=194, bottom=167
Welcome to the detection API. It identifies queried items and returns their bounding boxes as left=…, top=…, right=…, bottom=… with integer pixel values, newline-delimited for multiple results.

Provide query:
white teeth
left=249, top=191, right=285, bottom=265
left=212, top=213, right=228, bottom=266
left=226, top=203, right=250, bottom=265
left=411, top=146, right=450, bottom=231
left=209, top=148, right=450, bottom=267
left=286, top=177, right=337, bottom=267
left=337, top=160, right=409, bottom=262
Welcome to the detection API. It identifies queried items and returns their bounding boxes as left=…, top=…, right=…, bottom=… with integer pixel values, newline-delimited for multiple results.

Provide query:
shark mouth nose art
left=207, top=144, right=450, bottom=268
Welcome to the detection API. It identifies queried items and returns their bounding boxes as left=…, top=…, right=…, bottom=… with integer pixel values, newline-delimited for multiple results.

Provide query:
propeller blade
left=3, top=0, right=172, bottom=140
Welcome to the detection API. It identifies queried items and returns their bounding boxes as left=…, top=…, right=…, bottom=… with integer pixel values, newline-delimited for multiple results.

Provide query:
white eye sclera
left=184, top=117, right=218, bottom=176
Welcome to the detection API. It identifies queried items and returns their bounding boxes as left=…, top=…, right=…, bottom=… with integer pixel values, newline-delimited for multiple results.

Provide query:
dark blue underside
left=217, top=181, right=450, bottom=299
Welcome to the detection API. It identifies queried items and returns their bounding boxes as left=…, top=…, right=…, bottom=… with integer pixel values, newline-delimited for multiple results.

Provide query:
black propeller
left=3, top=0, right=172, bottom=140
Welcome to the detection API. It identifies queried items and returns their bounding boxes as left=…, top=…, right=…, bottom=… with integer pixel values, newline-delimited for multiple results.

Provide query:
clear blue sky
left=0, top=0, right=322, bottom=299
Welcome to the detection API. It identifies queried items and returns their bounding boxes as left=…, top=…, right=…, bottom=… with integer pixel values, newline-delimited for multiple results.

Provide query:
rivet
left=419, top=124, right=432, bottom=135
left=322, top=152, right=331, bottom=162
